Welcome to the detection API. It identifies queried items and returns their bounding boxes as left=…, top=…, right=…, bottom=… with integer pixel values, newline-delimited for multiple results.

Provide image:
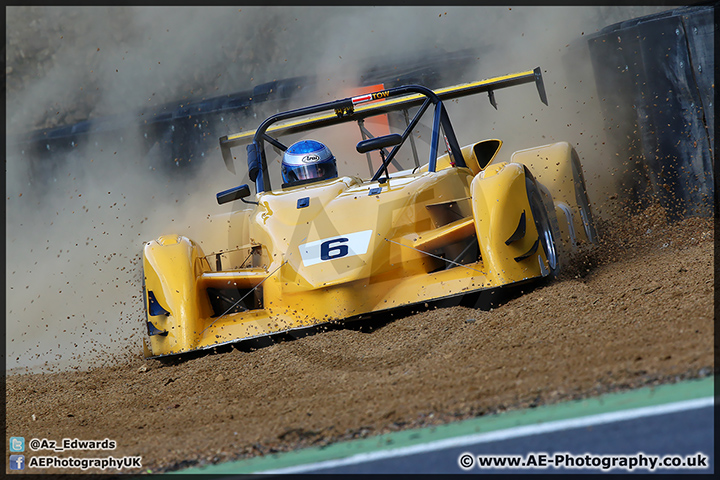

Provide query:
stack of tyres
left=586, top=4, right=715, bottom=218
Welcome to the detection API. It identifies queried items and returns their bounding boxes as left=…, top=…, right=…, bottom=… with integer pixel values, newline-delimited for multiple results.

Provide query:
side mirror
left=356, top=134, right=402, bottom=154
left=217, top=184, right=252, bottom=205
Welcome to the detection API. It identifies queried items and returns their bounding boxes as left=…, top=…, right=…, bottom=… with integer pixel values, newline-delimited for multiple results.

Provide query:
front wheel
left=526, top=176, right=559, bottom=275
left=571, top=150, right=597, bottom=244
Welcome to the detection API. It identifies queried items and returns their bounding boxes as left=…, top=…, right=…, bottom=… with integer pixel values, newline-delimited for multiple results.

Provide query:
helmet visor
left=282, top=160, right=338, bottom=185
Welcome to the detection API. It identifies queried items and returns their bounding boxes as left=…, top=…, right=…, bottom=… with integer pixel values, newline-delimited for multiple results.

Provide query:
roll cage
left=219, top=68, right=548, bottom=194
left=244, top=85, right=462, bottom=193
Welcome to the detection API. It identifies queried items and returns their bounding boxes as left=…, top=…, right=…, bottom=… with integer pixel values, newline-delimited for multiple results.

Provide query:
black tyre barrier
left=585, top=4, right=715, bottom=218
left=10, top=49, right=481, bottom=191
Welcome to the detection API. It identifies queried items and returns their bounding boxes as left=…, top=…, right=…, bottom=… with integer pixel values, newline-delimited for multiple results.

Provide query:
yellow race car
left=141, top=68, right=596, bottom=359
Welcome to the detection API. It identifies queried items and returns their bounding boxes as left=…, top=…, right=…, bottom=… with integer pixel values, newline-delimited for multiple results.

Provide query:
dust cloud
left=6, top=6, right=665, bottom=373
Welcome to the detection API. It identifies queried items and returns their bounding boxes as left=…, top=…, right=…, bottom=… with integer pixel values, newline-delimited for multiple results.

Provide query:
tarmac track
left=290, top=402, right=715, bottom=475
left=234, top=379, right=714, bottom=475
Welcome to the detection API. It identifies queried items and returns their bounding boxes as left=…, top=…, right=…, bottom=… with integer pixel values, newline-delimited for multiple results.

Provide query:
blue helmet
left=281, top=140, right=338, bottom=186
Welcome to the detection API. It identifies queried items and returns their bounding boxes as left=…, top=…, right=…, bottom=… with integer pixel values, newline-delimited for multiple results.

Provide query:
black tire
left=571, top=150, right=598, bottom=244
left=526, top=176, right=559, bottom=275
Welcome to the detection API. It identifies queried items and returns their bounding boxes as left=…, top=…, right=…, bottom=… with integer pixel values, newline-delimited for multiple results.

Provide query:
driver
left=281, top=139, right=338, bottom=187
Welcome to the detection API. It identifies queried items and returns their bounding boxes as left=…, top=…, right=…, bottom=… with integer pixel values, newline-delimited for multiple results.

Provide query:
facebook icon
left=10, top=455, right=25, bottom=470
left=10, top=454, right=25, bottom=470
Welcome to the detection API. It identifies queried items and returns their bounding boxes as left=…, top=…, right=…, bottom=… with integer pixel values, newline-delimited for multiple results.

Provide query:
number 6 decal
left=299, top=230, right=373, bottom=267
left=320, top=238, right=349, bottom=260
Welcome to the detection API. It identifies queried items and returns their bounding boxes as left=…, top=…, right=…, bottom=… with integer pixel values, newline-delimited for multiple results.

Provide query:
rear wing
left=219, top=67, right=547, bottom=174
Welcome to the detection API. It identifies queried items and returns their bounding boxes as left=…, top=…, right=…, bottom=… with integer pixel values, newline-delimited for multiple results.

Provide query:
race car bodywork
left=141, top=68, right=596, bottom=358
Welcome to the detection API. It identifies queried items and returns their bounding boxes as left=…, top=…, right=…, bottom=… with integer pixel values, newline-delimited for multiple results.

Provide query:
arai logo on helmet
left=302, top=154, right=321, bottom=163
